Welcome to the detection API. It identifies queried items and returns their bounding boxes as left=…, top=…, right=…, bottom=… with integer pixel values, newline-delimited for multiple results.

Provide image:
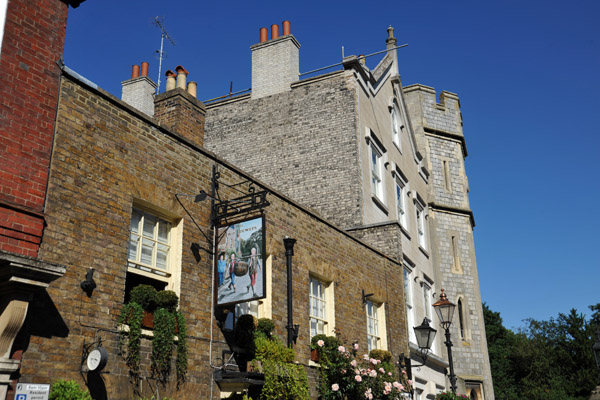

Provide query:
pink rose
left=338, top=345, right=346, bottom=353
left=353, top=343, right=359, bottom=350
left=351, top=360, right=357, bottom=367
left=388, top=372, right=392, bottom=376
left=317, top=339, right=324, bottom=347
left=355, top=375, right=362, bottom=382
left=331, top=383, right=339, bottom=391
left=369, top=369, right=377, bottom=377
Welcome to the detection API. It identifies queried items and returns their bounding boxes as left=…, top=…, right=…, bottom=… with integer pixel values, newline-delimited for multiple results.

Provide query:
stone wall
left=21, top=73, right=408, bottom=399
left=205, top=71, right=363, bottom=229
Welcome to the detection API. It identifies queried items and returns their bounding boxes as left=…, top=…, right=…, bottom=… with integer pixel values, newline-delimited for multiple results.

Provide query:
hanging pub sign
left=215, top=216, right=266, bottom=307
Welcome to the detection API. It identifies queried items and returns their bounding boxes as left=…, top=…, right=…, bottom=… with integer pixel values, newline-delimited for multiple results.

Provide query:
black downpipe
left=283, top=237, right=297, bottom=348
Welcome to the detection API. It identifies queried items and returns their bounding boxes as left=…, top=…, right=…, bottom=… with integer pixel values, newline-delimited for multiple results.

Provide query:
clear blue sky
left=64, top=0, right=600, bottom=331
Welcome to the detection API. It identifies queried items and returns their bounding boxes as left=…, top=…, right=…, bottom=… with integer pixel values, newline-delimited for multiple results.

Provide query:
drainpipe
left=283, top=237, right=298, bottom=348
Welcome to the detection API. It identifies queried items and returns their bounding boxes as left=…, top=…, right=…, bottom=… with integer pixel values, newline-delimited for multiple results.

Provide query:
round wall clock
left=86, top=346, right=108, bottom=372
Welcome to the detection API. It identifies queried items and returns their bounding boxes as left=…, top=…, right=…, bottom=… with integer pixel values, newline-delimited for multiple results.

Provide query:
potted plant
left=119, top=284, right=188, bottom=389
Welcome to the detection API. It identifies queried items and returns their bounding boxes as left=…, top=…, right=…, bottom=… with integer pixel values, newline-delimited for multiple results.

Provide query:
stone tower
left=404, top=84, right=494, bottom=399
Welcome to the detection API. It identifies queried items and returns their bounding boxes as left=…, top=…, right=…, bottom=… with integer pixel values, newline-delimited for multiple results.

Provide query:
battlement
left=404, top=84, right=463, bottom=137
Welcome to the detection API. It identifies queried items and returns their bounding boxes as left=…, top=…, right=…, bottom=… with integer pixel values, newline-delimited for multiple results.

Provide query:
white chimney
left=121, top=61, right=156, bottom=117
left=250, top=20, right=299, bottom=100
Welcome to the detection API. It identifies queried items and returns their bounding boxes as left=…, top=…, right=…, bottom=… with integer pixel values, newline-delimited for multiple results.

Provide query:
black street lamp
left=413, top=317, right=437, bottom=365
left=433, top=288, right=457, bottom=394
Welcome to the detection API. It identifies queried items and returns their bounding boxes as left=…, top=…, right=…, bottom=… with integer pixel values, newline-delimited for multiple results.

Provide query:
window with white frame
left=422, top=281, right=432, bottom=321
left=415, top=201, right=427, bottom=249
left=370, top=142, right=384, bottom=200
left=125, top=205, right=181, bottom=301
left=366, top=300, right=387, bottom=351
left=404, top=266, right=415, bottom=343
left=391, top=104, right=401, bottom=150
left=309, top=276, right=333, bottom=338
left=395, top=175, right=408, bottom=229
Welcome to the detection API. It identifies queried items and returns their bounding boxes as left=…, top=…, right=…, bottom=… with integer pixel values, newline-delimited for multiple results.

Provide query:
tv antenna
left=153, top=16, right=175, bottom=95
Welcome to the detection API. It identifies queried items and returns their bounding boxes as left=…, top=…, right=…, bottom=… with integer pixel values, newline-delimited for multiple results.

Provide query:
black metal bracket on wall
left=209, top=165, right=270, bottom=227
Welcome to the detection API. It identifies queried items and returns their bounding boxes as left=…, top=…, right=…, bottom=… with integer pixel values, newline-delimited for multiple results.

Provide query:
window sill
left=118, top=324, right=181, bottom=341
left=399, top=224, right=411, bottom=240
left=371, top=195, right=389, bottom=215
left=418, top=246, right=429, bottom=258
left=393, top=141, right=402, bottom=154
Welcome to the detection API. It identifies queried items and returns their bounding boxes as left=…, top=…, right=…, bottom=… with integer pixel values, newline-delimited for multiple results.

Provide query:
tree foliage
left=484, top=303, right=600, bottom=400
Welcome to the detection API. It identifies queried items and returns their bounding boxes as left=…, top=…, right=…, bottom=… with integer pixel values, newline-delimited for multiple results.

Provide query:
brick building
left=0, top=2, right=411, bottom=400
left=204, top=23, right=494, bottom=399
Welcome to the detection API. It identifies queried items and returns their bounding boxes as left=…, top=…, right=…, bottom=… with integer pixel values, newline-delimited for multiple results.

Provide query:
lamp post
left=432, top=288, right=457, bottom=394
left=413, top=317, right=437, bottom=365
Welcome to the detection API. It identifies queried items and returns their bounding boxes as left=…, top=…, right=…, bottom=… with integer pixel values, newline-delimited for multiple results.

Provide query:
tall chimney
left=251, top=20, right=300, bottom=100
left=154, top=66, right=206, bottom=149
left=121, top=61, right=157, bottom=117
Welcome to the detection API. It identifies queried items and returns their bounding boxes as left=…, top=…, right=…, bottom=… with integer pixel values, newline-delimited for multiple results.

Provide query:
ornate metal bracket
left=210, top=165, right=270, bottom=227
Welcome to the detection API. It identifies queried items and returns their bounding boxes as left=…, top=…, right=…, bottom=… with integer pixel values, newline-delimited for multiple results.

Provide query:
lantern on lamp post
left=433, top=288, right=457, bottom=394
left=413, top=317, right=437, bottom=365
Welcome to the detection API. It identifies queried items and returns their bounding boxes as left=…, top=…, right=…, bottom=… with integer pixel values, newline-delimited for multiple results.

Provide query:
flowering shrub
left=314, top=336, right=412, bottom=399
left=435, top=392, right=469, bottom=400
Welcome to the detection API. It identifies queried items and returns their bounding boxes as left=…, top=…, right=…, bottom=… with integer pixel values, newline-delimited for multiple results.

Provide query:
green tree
left=483, top=303, right=519, bottom=400
left=484, top=303, right=599, bottom=400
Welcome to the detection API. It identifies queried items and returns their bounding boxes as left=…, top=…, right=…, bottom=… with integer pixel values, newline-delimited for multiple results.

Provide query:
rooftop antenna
left=153, top=16, right=175, bottom=95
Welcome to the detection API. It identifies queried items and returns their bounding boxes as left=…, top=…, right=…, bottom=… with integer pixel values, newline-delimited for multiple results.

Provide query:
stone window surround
left=365, top=300, right=388, bottom=352
left=309, top=274, right=335, bottom=338
left=126, top=200, right=183, bottom=296
left=414, top=194, right=428, bottom=251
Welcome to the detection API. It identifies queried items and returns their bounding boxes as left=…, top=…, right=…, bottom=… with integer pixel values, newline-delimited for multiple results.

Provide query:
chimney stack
left=251, top=20, right=299, bottom=100
left=121, top=61, right=157, bottom=117
left=154, top=65, right=206, bottom=149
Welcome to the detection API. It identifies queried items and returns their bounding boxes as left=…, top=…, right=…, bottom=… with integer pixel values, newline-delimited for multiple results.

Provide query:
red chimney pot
left=271, top=24, right=279, bottom=40
left=282, top=20, right=290, bottom=36
left=260, top=27, right=268, bottom=43
left=132, top=64, right=140, bottom=78
left=140, top=62, right=149, bottom=77
left=175, top=65, right=189, bottom=75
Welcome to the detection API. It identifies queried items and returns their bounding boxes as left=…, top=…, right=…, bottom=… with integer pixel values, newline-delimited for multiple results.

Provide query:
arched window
left=391, top=104, right=402, bottom=151
left=458, top=299, right=465, bottom=341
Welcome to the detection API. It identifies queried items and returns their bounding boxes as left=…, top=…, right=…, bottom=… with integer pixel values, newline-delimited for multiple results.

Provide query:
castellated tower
left=404, top=84, right=494, bottom=399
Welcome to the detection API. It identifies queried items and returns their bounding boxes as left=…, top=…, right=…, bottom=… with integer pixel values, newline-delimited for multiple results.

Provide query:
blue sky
left=63, top=0, right=600, bottom=330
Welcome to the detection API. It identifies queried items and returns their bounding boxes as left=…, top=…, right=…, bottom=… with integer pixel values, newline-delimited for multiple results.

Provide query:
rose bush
left=314, top=335, right=412, bottom=399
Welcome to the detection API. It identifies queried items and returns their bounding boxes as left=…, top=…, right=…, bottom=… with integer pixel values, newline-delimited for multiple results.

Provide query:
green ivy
left=175, top=311, right=188, bottom=389
left=152, top=307, right=176, bottom=384
left=120, top=285, right=188, bottom=390
left=49, top=379, right=92, bottom=400
left=119, top=302, right=143, bottom=378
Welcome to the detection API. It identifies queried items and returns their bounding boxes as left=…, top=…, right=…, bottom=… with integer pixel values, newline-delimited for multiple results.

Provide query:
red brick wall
left=0, top=0, right=70, bottom=257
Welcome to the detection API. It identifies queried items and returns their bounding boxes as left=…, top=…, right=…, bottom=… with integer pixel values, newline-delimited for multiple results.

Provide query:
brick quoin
left=0, top=0, right=73, bottom=258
